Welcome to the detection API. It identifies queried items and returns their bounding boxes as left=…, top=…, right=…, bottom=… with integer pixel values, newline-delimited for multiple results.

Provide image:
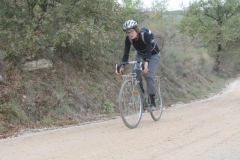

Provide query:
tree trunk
left=214, top=44, right=222, bottom=71
left=39, top=1, right=48, bottom=12
left=27, top=1, right=37, bottom=19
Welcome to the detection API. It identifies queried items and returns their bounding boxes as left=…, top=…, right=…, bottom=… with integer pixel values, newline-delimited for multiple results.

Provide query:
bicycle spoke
left=119, top=80, right=142, bottom=129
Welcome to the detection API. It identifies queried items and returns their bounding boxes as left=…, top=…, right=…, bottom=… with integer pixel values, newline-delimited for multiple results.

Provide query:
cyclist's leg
left=144, top=53, right=161, bottom=108
left=134, top=54, right=144, bottom=93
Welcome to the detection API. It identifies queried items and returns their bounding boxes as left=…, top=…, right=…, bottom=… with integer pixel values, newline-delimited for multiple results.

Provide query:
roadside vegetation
left=0, top=0, right=240, bottom=138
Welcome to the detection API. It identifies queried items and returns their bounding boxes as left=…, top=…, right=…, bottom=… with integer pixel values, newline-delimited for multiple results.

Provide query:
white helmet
left=123, top=20, right=138, bottom=31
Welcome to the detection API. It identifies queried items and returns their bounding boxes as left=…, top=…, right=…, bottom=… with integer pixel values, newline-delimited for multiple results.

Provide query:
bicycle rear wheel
left=151, top=76, right=163, bottom=121
left=119, top=80, right=142, bottom=129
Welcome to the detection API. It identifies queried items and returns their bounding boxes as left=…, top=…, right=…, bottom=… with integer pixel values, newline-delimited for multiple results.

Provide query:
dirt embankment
left=0, top=78, right=240, bottom=160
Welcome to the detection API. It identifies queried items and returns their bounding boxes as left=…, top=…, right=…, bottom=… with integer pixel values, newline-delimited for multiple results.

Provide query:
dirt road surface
left=0, top=78, right=240, bottom=160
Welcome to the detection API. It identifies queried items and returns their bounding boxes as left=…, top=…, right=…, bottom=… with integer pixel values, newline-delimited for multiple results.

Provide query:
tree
left=148, top=0, right=168, bottom=27
left=178, top=0, right=240, bottom=70
left=0, top=0, right=125, bottom=65
left=121, top=0, right=143, bottom=14
left=119, top=0, right=148, bottom=24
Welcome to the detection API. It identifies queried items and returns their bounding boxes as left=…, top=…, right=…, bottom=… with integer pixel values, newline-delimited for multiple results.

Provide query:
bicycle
left=116, top=60, right=163, bottom=129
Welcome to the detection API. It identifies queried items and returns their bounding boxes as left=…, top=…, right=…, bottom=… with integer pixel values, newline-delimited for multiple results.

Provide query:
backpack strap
left=141, top=30, right=154, bottom=44
left=141, top=32, right=146, bottom=44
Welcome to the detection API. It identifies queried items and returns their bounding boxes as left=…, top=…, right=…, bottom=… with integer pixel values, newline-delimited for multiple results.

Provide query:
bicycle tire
left=150, top=77, right=163, bottom=121
left=119, top=80, right=143, bottom=129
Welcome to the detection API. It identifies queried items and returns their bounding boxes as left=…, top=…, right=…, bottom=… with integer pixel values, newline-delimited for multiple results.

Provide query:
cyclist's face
left=126, top=29, right=137, bottom=39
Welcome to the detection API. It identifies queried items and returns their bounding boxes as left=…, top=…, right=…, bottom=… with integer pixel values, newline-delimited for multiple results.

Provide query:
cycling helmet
left=123, top=20, right=138, bottom=31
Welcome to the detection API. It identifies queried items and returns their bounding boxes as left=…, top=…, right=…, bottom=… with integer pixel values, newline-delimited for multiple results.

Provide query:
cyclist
left=116, top=20, right=161, bottom=112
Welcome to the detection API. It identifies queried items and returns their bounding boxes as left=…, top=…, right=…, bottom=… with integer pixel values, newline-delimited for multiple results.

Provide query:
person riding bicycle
left=116, top=20, right=161, bottom=112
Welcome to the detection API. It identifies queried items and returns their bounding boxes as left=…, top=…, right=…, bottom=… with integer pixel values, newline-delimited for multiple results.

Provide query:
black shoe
left=149, top=94, right=156, bottom=111
left=148, top=105, right=155, bottom=112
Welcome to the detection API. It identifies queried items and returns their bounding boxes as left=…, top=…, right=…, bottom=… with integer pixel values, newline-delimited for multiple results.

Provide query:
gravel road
left=0, top=78, right=240, bottom=160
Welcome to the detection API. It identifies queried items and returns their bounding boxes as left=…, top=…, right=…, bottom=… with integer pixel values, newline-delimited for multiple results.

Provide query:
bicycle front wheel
left=151, top=77, right=163, bottom=121
left=119, top=80, right=143, bottom=129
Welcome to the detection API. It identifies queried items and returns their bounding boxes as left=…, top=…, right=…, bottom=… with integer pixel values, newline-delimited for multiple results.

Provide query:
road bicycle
left=116, top=60, right=163, bottom=129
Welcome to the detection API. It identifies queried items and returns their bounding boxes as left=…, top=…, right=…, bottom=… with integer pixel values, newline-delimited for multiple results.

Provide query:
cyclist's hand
left=116, top=67, right=124, bottom=75
left=142, top=62, right=149, bottom=74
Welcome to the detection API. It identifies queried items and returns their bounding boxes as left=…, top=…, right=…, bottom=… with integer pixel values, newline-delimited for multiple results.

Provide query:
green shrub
left=0, top=121, right=4, bottom=132
left=1, top=104, right=28, bottom=124
left=102, top=99, right=115, bottom=115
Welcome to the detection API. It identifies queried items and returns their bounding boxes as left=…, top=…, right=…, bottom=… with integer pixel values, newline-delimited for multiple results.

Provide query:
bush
left=1, top=104, right=28, bottom=124
left=0, top=0, right=125, bottom=65
left=102, top=99, right=115, bottom=115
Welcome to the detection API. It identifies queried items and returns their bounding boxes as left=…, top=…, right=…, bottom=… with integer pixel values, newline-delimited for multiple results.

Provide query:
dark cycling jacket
left=122, top=32, right=160, bottom=63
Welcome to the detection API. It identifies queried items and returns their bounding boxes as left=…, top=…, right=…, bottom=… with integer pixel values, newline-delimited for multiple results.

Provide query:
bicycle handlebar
left=116, top=60, right=145, bottom=74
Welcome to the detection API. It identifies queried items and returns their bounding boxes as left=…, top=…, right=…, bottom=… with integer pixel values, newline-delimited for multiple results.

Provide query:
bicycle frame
left=122, top=73, right=147, bottom=110
left=118, top=60, right=155, bottom=110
